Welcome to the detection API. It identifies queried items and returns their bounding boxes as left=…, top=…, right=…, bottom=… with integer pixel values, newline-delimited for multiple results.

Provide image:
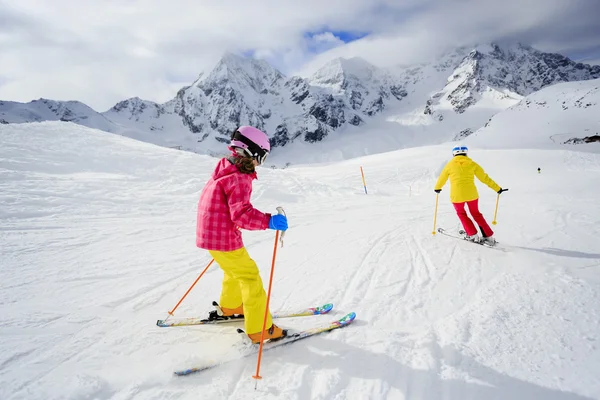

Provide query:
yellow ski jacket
left=434, top=155, right=501, bottom=203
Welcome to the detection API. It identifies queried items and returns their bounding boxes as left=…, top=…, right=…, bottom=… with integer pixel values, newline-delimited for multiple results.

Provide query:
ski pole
left=492, top=194, right=500, bottom=225
left=432, top=193, right=439, bottom=235
left=163, top=258, right=215, bottom=321
left=253, top=207, right=285, bottom=385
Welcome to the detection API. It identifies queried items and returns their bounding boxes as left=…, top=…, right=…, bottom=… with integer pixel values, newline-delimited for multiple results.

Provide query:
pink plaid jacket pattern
left=196, top=158, right=271, bottom=251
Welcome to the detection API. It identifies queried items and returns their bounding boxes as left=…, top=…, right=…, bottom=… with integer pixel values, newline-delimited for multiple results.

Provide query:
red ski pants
left=452, top=198, right=494, bottom=237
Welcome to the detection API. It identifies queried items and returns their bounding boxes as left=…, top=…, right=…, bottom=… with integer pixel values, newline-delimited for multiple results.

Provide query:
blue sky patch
left=304, top=29, right=369, bottom=44
left=301, top=29, right=370, bottom=55
left=330, top=30, right=369, bottom=43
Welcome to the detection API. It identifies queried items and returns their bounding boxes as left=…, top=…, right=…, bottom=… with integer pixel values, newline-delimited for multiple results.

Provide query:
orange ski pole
left=253, top=207, right=285, bottom=384
left=165, top=258, right=214, bottom=320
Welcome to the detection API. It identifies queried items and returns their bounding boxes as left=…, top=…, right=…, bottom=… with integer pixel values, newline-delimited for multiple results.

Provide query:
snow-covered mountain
left=103, top=53, right=409, bottom=152
left=0, top=98, right=119, bottom=133
left=385, top=44, right=600, bottom=144
left=466, top=78, right=600, bottom=150
left=171, top=53, right=291, bottom=143
left=423, top=44, right=600, bottom=119
left=2, top=44, right=599, bottom=159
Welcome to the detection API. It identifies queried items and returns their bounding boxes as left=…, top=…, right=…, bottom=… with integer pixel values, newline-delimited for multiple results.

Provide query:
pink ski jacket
left=196, top=158, right=271, bottom=251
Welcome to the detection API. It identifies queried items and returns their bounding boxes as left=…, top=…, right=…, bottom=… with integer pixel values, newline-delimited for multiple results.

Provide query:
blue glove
left=269, top=214, right=288, bottom=231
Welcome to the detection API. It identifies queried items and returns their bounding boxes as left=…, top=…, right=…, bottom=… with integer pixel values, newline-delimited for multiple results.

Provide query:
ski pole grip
left=275, top=206, right=286, bottom=247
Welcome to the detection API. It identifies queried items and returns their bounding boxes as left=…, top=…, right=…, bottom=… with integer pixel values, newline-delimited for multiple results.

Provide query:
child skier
left=434, top=145, right=507, bottom=245
left=196, top=126, right=289, bottom=343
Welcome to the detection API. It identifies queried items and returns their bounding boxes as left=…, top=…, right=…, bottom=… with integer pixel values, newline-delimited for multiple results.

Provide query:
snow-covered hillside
left=2, top=44, right=599, bottom=161
left=467, top=78, right=600, bottom=150
left=2, top=122, right=600, bottom=399
left=0, top=99, right=119, bottom=133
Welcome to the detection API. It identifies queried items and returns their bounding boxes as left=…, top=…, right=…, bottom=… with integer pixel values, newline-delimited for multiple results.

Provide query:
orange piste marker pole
left=253, top=230, right=281, bottom=384
left=360, top=166, right=368, bottom=194
left=165, top=259, right=214, bottom=319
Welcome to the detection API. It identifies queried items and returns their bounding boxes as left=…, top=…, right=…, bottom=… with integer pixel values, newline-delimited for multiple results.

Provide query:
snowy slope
left=467, top=78, right=600, bottom=150
left=2, top=122, right=600, bottom=400
left=102, top=97, right=198, bottom=150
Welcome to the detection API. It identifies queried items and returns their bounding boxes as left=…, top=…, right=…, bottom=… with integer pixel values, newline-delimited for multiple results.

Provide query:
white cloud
left=1, top=0, right=599, bottom=110
left=310, top=32, right=345, bottom=52
left=295, top=0, right=600, bottom=75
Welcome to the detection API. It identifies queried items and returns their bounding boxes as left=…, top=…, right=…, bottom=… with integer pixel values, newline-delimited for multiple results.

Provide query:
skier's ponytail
left=228, top=149, right=256, bottom=174
left=233, top=156, right=256, bottom=174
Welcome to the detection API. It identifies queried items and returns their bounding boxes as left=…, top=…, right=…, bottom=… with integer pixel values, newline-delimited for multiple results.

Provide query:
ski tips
left=340, top=312, right=357, bottom=324
left=313, top=303, right=334, bottom=314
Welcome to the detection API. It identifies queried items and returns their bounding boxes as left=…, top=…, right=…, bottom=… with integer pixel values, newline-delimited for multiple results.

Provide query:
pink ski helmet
left=228, top=126, right=270, bottom=164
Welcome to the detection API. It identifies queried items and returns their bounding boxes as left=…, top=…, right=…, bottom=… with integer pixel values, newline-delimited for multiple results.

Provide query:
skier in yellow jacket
left=434, top=145, right=508, bottom=245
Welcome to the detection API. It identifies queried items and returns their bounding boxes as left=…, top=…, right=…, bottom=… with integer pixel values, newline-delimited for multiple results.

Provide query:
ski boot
left=247, top=324, right=288, bottom=344
left=481, top=236, right=497, bottom=246
left=206, top=301, right=244, bottom=321
left=465, top=234, right=481, bottom=243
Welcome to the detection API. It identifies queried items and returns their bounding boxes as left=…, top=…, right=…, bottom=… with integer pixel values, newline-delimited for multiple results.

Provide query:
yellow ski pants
left=208, top=247, right=272, bottom=334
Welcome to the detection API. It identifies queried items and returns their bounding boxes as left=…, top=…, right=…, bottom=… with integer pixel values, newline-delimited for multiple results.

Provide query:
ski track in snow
left=1, top=122, right=600, bottom=399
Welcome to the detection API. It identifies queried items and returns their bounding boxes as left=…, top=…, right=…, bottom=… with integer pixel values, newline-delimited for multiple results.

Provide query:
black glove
left=497, top=188, right=508, bottom=194
left=434, top=189, right=441, bottom=193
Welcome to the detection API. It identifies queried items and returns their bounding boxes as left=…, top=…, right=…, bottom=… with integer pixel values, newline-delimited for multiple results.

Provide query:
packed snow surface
left=1, top=122, right=600, bottom=399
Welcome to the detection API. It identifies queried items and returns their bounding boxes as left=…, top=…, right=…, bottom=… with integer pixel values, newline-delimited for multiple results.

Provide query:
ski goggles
left=230, top=130, right=269, bottom=165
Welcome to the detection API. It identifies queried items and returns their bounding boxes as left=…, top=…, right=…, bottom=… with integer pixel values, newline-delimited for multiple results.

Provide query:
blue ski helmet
left=452, top=145, right=468, bottom=156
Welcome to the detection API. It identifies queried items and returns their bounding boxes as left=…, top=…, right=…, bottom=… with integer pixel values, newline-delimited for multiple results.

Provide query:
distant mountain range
left=2, top=43, right=599, bottom=159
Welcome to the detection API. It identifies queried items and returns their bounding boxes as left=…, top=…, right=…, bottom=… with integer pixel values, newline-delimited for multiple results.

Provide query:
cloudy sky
left=1, top=0, right=599, bottom=111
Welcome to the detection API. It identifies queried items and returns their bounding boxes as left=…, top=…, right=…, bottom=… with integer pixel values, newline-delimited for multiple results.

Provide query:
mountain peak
left=108, top=96, right=159, bottom=113
left=197, top=52, right=285, bottom=92
left=317, top=56, right=377, bottom=76
left=309, top=56, right=382, bottom=89
left=331, top=56, right=376, bottom=70
left=472, top=42, right=531, bottom=55
left=219, top=51, right=248, bottom=67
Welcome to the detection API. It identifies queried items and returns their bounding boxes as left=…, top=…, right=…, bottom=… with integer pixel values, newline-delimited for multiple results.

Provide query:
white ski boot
left=482, top=236, right=497, bottom=246
left=465, top=234, right=481, bottom=243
